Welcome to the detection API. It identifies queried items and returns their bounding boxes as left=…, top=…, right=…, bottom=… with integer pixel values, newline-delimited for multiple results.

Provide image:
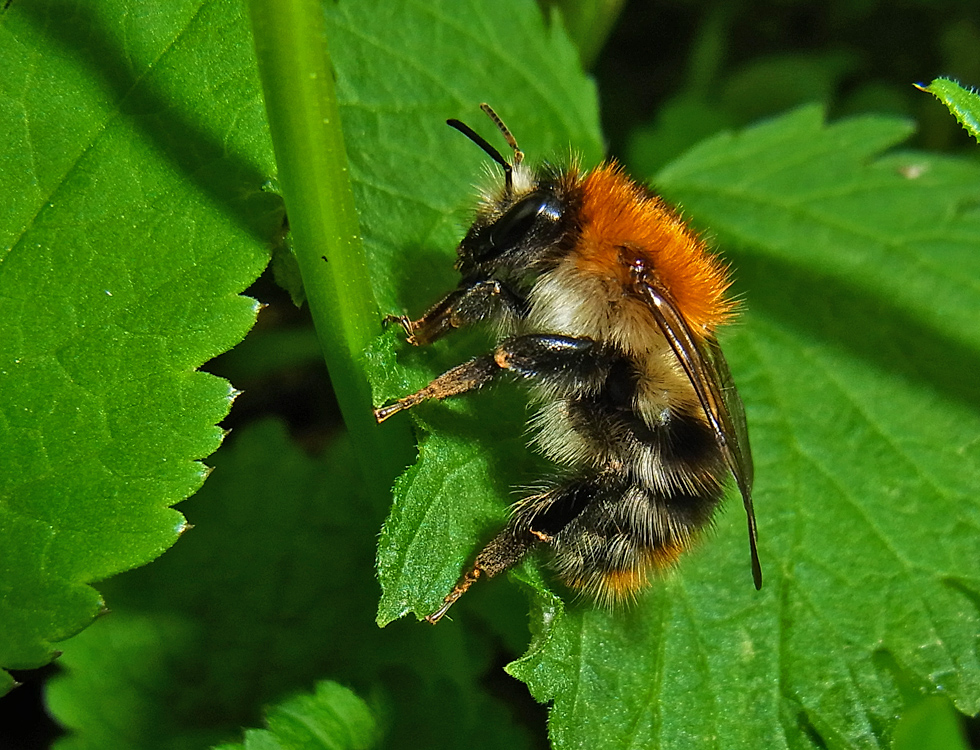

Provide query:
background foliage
left=0, top=0, right=978, bottom=749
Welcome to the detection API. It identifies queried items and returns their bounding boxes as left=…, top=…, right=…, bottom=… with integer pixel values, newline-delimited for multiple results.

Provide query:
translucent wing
left=634, top=275, right=762, bottom=589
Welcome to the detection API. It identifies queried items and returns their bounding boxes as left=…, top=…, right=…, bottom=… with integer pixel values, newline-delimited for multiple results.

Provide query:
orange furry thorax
left=573, top=162, right=734, bottom=335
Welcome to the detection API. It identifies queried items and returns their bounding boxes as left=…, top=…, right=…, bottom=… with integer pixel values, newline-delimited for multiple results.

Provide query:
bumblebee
left=375, top=105, right=761, bottom=622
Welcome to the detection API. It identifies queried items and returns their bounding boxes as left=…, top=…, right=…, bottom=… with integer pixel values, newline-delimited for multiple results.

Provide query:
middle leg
left=374, top=333, right=615, bottom=422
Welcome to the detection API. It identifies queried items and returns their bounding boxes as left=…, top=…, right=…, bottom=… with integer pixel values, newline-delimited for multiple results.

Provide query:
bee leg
left=429, top=475, right=617, bottom=622
left=381, top=313, right=413, bottom=336
left=373, top=353, right=500, bottom=422
left=427, top=525, right=538, bottom=623
left=398, top=278, right=523, bottom=346
left=375, top=333, right=612, bottom=422
left=493, top=334, right=614, bottom=392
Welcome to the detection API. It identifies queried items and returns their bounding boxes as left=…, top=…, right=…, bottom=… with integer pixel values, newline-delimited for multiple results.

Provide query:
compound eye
left=488, top=193, right=561, bottom=250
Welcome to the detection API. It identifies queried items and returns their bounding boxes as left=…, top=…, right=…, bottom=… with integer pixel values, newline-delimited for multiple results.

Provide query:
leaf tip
left=375, top=595, right=411, bottom=627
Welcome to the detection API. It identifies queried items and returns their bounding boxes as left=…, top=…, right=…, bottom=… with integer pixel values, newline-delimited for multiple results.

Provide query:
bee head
left=447, top=106, right=580, bottom=280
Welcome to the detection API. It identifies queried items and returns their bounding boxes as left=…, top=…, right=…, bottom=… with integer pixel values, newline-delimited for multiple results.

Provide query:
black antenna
left=446, top=104, right=524, bottom=193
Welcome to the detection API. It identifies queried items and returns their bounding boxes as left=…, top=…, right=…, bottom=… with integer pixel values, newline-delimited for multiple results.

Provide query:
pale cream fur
left=527, top=260, right=701, bottom=416
left=522, top=258, right=713, bottom=495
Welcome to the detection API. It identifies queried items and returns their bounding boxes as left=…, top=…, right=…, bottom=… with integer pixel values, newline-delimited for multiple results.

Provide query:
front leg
left=373, top=334, right=610, bottom=422
left=393, top=277, right=524, bottom=346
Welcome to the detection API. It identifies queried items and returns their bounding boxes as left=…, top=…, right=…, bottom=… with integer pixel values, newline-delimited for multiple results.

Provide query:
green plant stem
left=248, top=0, right=414, bottom=504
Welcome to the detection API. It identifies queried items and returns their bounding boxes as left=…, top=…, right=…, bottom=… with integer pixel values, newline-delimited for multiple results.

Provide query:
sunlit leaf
left=0, top=0, right=278, bottom=686
left=916, top=77, right=980, bottom=143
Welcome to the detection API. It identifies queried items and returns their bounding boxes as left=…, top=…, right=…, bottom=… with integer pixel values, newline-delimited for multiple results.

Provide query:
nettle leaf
left=214, top=681, right=380, bottom=750
left=514, top=109, right=980, bottom=747
left=646, top=105, right=980, bottom=743
left=325, top=3, right=603, bottom=317
left=48, top=421, right=536, bottom=750
left=0, top=0, right=278, bottom=684
left=47, top=420, right=380, bottom=749
left=916, top=77, right=980, bottom=143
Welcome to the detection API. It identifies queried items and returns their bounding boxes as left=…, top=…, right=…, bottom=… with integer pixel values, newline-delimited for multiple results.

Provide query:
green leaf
left=46, top=421, right=376, bottom=749
left=630, top=106, right=980, bottom=746
left=323, top=1, right=602, bottom=320
left=916, top=77, right=980, bottom=143
left=46, top=421, right=537, bottom=750
left=213, top=681, right=380, bottom=750
left=0, top=0, right=278, bottom=685
left=375, top=392, right=538, bottom=625
left=891, top=696, right=970, bottom=750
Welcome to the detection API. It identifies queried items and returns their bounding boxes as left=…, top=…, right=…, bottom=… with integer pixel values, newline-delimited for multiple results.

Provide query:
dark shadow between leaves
left=15, top=3, right=283, bottom=243
left=734, top=250, right=980, bottom=415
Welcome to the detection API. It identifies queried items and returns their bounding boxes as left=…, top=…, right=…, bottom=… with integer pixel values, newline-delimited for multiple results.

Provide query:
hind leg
left=426, top=473, right=604, bottom=622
